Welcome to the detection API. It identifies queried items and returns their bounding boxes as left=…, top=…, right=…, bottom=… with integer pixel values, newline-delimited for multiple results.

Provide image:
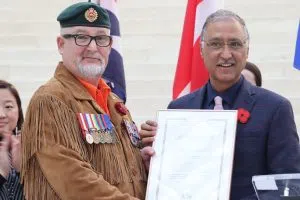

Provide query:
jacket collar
left=53, top=62, right=124, bottom=118
left=54, top=62, right=93, bottom=101
left=197, top=77, right=256, bottom=112
left=54, top=62, right=110, bottom=114
left=232, top=77, right=256, bottom=113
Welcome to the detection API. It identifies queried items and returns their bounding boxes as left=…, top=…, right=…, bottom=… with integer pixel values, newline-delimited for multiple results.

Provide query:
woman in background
left=242, top=61, right=262, bottom=87
left=0, top=80, right=24, bottom=199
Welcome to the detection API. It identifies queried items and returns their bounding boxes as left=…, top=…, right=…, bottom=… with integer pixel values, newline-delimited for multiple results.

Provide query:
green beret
left=57, top=2, right=111, bottom=29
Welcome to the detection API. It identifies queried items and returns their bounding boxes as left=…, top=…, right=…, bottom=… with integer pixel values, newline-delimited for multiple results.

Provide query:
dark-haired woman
left=0, top=80, right=24, bottom=200
left=242, top=61, right=262, bottom=87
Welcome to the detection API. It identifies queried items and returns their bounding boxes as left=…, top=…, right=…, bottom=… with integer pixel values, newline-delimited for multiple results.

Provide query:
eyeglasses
left=202, top=39, right=248, bottom=50
left=62, top=34, right=112, bottom=47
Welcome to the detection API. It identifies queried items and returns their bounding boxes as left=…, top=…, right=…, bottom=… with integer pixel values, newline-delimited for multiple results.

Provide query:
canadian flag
left=172, top=0, right=224, bottom=99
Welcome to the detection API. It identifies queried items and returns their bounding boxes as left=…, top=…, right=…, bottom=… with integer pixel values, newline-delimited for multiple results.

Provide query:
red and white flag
left=172, top=0, right=224, bottom=100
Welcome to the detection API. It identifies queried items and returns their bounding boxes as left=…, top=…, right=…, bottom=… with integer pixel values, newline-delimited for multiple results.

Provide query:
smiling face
left=57, top=26, right=112, bottom=86
left=201, top=18, right=249, bottom=92
left=0, top=89, right=19, bottom=135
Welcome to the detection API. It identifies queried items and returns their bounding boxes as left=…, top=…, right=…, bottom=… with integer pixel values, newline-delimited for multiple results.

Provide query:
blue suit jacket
left=168, top=78, right=300, bottom=200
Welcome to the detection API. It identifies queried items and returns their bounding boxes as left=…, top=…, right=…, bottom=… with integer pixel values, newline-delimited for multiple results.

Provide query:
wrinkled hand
left=11, top=134, right=21, bottom=172
left=140, top=146, right=155, bottom=172
left=0, top=133, right=11, bottom=179
left=139, top=120, right=157, bottom=147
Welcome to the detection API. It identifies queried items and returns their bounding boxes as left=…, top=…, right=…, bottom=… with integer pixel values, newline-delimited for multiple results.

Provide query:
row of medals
left=85, top=130, right=117, bottom=144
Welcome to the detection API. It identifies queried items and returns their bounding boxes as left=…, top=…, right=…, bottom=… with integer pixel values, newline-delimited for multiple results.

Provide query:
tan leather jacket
left=21, top=62, right=147, bottom=200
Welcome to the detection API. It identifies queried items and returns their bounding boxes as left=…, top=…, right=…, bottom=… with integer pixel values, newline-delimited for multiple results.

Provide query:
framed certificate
left=146, top=109, right=238, bottom=200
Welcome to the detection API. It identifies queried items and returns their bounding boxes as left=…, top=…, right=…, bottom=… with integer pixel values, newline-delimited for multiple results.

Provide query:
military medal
left=77, top=113, right=94, bottom=144
left=77, top=113, right=117, bottom=144
left=97, top=114, right=116, bottom=144
left=85, top=134, right=94, bottom=144
left=91, top=128, right=100, bottom=144
left=99, top=132, right=106, bottom=143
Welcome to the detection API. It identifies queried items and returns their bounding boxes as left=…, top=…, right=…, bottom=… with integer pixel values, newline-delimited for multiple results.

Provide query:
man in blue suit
left=140, top=10, right=300, bottom=200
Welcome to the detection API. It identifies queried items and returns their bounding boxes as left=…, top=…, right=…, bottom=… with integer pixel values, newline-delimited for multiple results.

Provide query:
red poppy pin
left=237, top=108, right=250, bottom=124
left=115, top=102, right=128, bottom=116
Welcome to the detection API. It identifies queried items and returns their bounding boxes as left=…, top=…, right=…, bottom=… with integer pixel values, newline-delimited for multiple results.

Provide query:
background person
left=242, top=61, right=262, bottom=86
left=0, top=80, right=24, bottom=200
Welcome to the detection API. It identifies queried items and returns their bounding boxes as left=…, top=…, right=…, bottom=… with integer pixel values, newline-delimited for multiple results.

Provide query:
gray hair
left=200, top=9, right=250, bottom=42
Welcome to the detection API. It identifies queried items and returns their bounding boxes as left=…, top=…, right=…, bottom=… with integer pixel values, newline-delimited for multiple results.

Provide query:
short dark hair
left=244, top=61, right=262, bottom=87
left=0, top=80, right=24, bottom=134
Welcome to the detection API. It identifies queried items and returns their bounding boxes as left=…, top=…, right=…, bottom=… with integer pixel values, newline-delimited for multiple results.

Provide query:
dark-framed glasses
left=202, top=39, right=248, bottom=50
left=62, top=34, right=112, bottom=47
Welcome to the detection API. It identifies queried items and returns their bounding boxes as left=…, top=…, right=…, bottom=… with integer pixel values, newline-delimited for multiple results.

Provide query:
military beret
left=57, top=2, right=111, bottom=29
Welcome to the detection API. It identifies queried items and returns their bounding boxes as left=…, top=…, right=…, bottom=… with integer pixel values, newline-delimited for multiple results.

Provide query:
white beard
left=77, top=63, right=105, bottom=82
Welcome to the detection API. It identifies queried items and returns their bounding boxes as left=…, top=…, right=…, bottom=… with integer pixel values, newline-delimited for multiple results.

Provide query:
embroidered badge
left=123, top=119, right=141, bottom=147
left=237, top=108, right=250, bottom=124
left=85, top=8, right=98, bottom=22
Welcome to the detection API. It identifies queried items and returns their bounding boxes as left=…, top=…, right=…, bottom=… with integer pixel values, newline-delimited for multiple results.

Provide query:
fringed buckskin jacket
left=21, top=62, right=147, bottom=200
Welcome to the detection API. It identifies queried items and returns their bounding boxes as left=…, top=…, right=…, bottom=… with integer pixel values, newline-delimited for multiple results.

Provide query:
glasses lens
left=228, top=40, right=244, bottom=49
left=207, top=41, right=224, bottom=49
left=96, top=35, right=111, bottom=47
left=95, top=35, right=111, bottom=47
left=75, top=35, right=91, bottom=46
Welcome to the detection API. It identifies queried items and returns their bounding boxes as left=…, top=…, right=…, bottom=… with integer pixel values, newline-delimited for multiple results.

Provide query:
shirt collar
left=79, top=78, right=111, bottom=100
left=79, top=78, right=111, bottom=114
left=207, top=76, right=244, bottom=107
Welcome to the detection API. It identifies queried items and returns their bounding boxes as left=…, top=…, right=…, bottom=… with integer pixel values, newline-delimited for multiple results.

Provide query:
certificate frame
left=146, top=109, right=238, bottom=200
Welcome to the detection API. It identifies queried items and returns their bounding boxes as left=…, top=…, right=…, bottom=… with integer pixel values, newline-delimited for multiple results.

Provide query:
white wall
left=1, top=0, right=300, bottom=129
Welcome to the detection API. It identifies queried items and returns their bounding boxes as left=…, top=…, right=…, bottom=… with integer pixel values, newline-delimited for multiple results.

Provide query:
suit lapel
left=195, top=84, right=207, bottom=109
left=232, top=78, right=256, bottom=113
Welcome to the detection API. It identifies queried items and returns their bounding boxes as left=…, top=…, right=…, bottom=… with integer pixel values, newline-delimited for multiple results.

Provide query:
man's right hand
left=139, top=120, right=157, bottom=147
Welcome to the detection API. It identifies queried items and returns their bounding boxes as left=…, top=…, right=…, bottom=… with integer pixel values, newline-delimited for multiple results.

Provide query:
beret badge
left=85, top=7, right=98, bottom=22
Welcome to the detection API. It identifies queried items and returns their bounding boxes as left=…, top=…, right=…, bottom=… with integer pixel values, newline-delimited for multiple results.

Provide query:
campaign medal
left=103, top=131, right=111, bottom=143
left=97, top=114, right=110, bottom=143
left=90, top=128, right=100, bottom=144
left=123, top=119, right=141, bottom=147
left=96, top=114, right=116, bottom=144
left=92, top=114, right=106, bottom=144
left=85, top=133, right=94, bottom=144
left=99, top=131, right=106, bottom=144
left=77, top=113, right=94, bottom=144
left=110, top=129, right=117, bottom=144
left=77, top=113, right=117, bottom=144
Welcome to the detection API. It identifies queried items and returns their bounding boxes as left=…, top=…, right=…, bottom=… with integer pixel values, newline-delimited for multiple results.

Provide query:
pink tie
left=214, top=96, right=224, bottom=110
